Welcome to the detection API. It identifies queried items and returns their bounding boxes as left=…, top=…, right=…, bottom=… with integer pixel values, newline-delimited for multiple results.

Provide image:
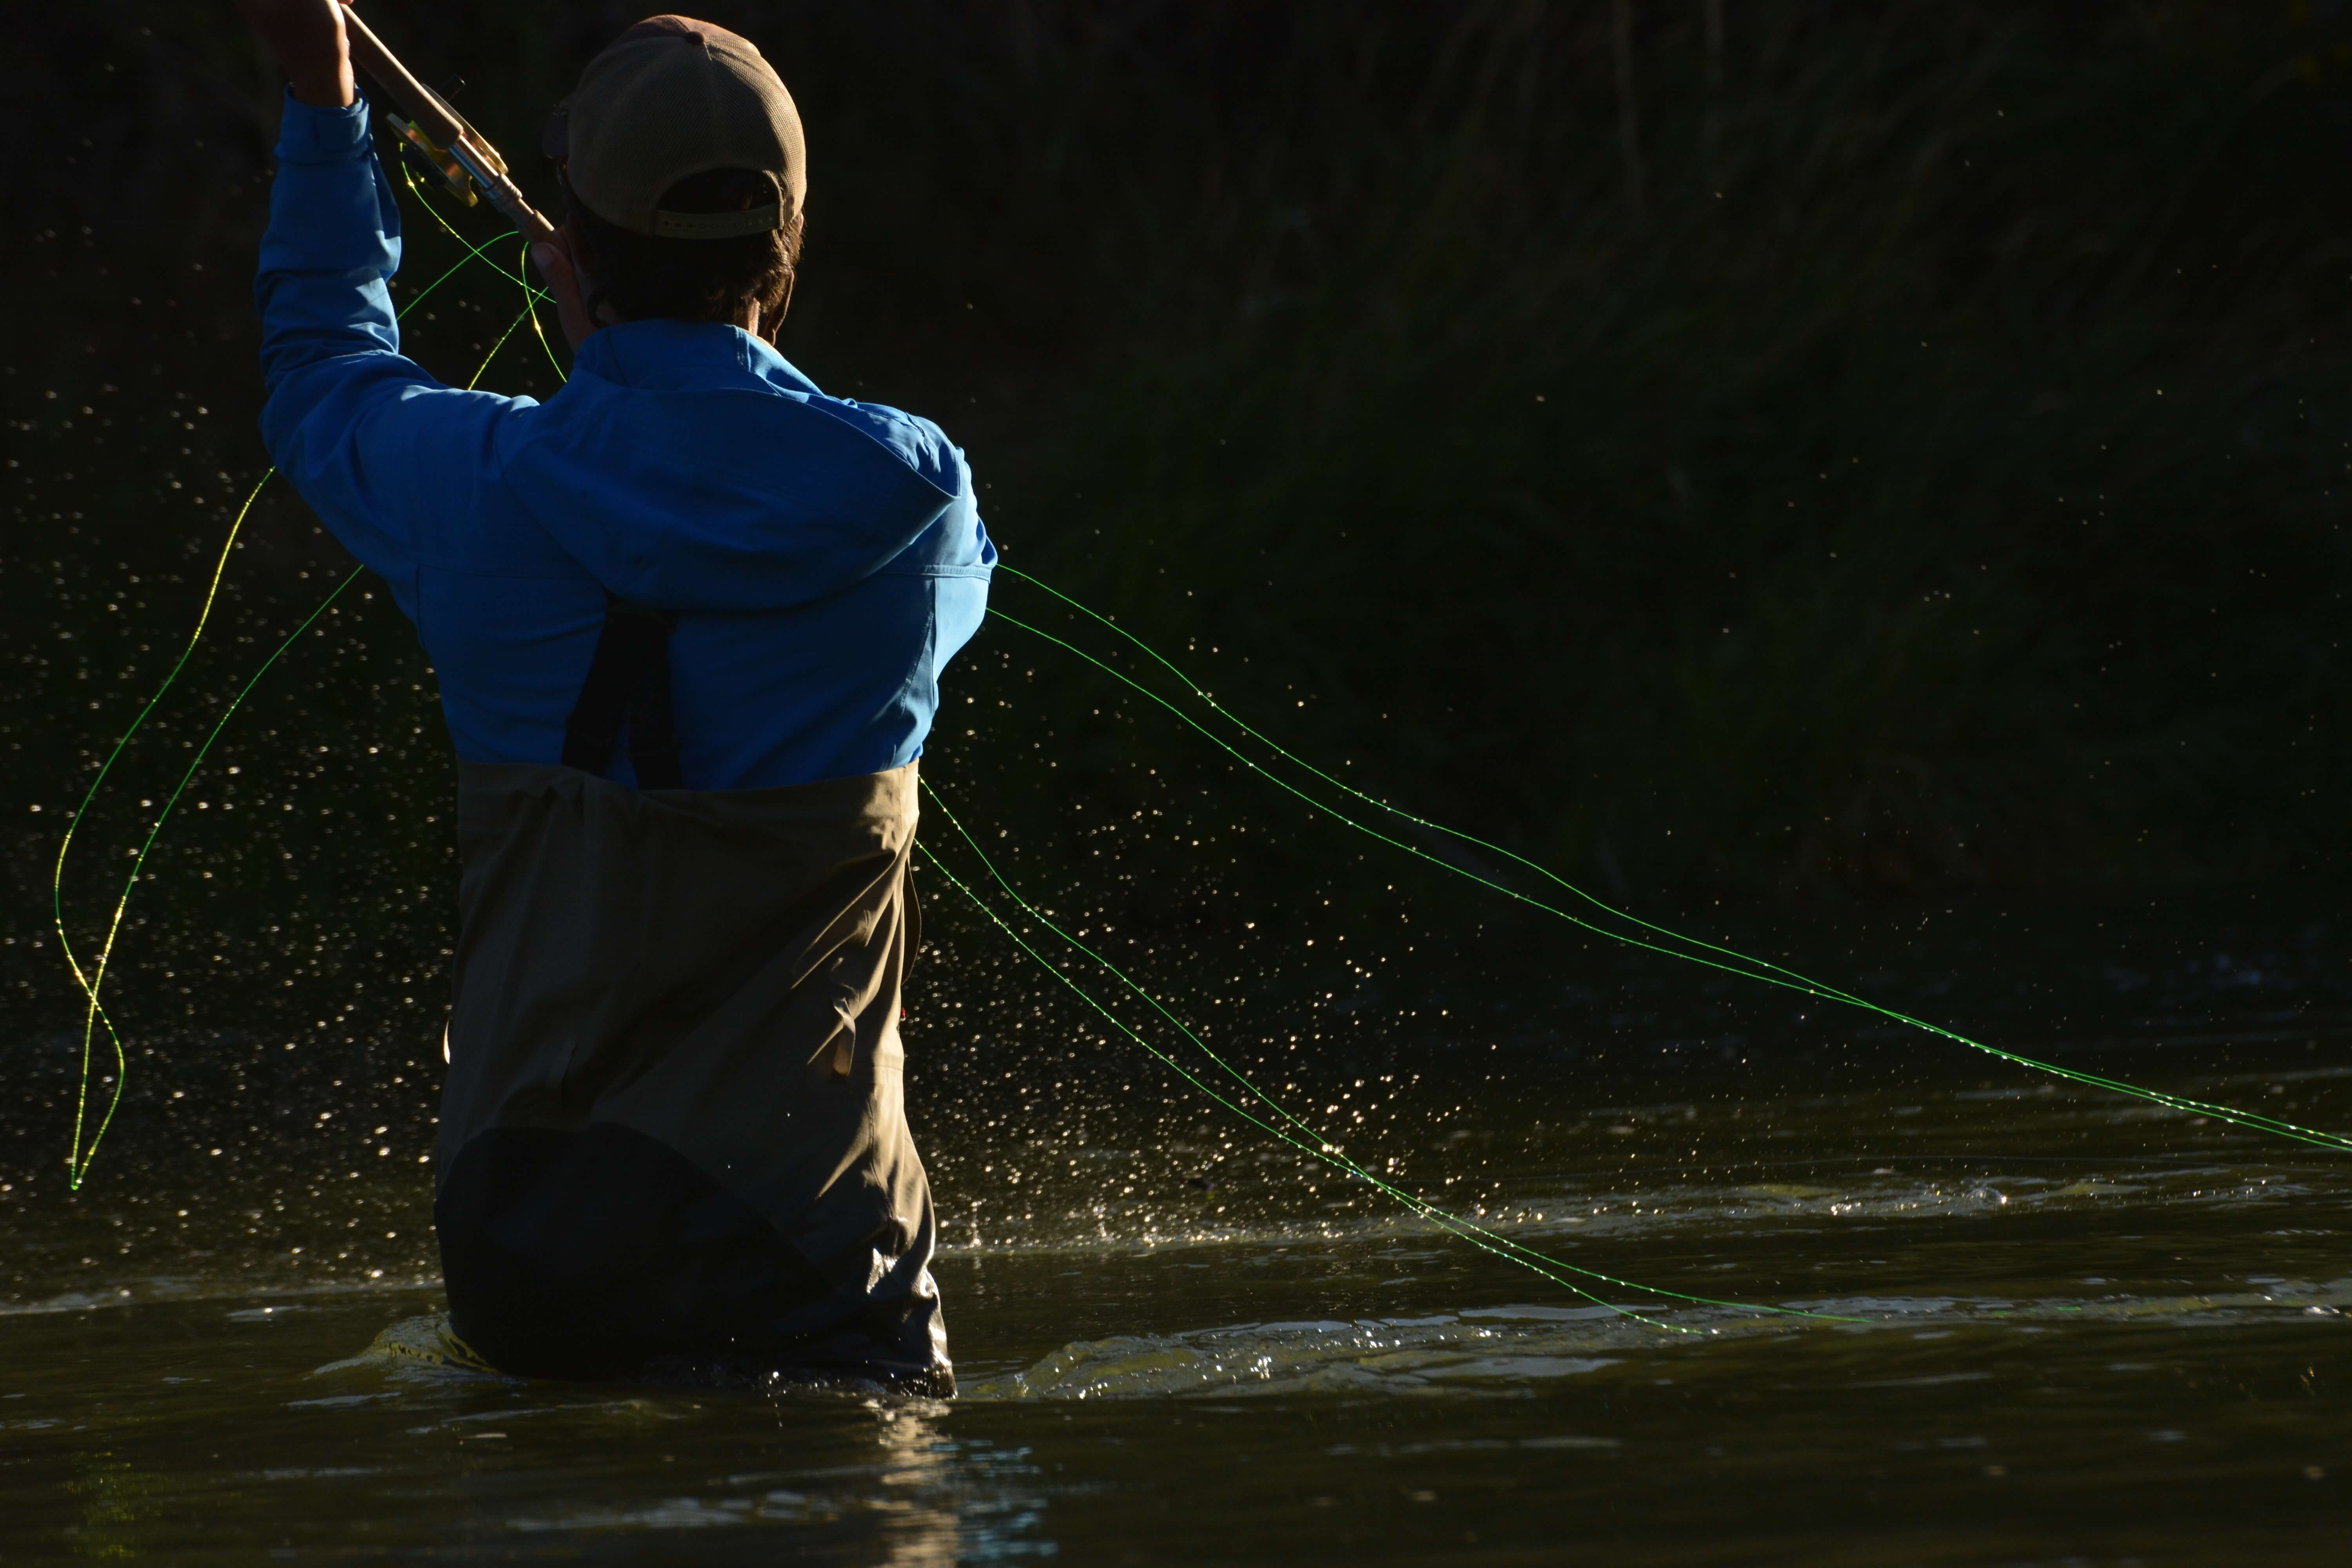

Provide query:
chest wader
left=431, top=599, right=950, bottom=1394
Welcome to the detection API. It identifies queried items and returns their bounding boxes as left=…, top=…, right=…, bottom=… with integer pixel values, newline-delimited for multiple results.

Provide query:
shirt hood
left=497, top=319, right=969, bottom=612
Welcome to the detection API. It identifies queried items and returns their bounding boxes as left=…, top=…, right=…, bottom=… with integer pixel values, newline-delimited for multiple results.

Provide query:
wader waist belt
left=433, top=757, right=947, bottom=1391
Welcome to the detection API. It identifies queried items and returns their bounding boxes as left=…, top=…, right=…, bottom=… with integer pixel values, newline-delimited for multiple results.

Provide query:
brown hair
left=566, top=167, right=802, bottom=333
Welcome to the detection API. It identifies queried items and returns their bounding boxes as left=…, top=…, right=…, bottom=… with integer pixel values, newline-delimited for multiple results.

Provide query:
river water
left=4, top=902, right=2348, bottom=1564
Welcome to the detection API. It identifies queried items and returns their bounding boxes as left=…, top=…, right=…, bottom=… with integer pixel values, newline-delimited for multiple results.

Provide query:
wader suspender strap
left=559, top=598, right=684, bottom=788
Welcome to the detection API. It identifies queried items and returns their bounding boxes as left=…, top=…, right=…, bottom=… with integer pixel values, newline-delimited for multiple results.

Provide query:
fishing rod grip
left=468, top=163, right=557, bottom=246
left=339, top=5, right=463, bottom=149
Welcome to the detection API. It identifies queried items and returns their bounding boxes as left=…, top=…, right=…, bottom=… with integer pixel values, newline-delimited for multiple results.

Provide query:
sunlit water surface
left=5, top=940, right=2351, bottom=1566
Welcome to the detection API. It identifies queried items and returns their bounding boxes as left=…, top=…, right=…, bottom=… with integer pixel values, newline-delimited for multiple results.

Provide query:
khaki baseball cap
left=542, top=16, right=805, bottom=240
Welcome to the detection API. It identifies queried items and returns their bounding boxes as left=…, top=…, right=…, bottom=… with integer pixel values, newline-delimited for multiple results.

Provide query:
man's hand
left=531, top=224, right=607, bottom=350
left=236, top=0, right=355, bottom=109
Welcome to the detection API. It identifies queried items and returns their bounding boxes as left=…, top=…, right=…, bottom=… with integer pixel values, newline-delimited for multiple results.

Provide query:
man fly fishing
left=235, top=1, right=991, bottom=1393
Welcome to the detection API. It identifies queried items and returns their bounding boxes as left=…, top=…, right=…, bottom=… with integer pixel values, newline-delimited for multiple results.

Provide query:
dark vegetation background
left=6, top=0, right=2352, bottom=1139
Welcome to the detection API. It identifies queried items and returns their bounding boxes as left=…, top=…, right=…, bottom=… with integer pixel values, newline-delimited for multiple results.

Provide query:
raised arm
left=240, top=0, right=531, bottom=581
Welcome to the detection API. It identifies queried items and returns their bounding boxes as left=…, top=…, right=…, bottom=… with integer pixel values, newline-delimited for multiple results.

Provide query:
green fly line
left=987, top=574, right=2352, bottom=1156
left=54, top=134, right=2338, bottom=1345
left=52, top=168, right=553, bottom=1187
left=916, top=779, right=1864, bottom=1331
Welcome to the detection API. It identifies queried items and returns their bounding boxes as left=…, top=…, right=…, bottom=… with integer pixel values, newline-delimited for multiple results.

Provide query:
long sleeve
left=254, top=91, right=533, bottom=590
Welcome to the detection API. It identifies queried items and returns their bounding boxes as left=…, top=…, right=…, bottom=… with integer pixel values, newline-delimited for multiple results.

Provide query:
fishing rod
left=338, top=3, right=554, bottom=244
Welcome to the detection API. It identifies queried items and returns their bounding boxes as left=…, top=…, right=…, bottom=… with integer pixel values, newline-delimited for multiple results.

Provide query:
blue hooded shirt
left=254, top=93, right=993, bottom=789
